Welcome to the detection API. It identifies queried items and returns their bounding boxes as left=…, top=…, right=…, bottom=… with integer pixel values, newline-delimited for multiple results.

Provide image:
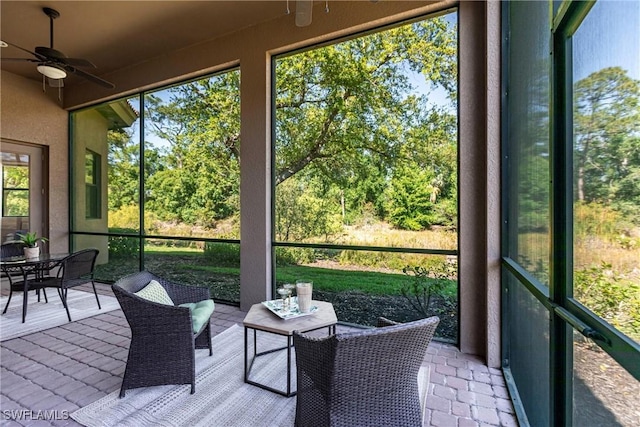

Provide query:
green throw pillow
left=179, top=299, right=215, bottom=333
left=134, top=280, right=174, bottom=305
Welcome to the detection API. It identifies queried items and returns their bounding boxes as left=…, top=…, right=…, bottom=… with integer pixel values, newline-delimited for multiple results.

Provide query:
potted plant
left=18, top=232, right=48, bottom=258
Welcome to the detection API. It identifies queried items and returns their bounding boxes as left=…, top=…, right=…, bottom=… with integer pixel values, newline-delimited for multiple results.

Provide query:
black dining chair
left=33, top=249, right=101, bottom=321
left=1, top=241, right=50, bottom=314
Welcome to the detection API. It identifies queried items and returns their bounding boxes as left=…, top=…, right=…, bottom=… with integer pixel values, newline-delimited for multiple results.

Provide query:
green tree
left=129, top=16, right=458, bottom=235
left=574, top=67, right=640, bottom=206
left=275, top=17, right=458, bottom=232
left=275, top=19, right=457, bottom=187
left=143, top=71, right=241, bottom=227
left=107, top=128, right=139, bottom=212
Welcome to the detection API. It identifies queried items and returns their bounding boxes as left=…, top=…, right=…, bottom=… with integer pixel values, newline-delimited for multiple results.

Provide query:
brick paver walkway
left=0, top=284, right=517, bottom=426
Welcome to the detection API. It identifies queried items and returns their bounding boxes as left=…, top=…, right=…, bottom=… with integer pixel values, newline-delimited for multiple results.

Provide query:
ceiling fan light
left=37, top=64, right=67, bottom=79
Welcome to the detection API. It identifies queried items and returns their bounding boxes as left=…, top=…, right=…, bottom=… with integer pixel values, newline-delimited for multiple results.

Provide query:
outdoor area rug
left=71, top=324, right=297, bottom=427
left=0, top=289, right=120, bottom=342
left=71, top=324, right=431, bottom=427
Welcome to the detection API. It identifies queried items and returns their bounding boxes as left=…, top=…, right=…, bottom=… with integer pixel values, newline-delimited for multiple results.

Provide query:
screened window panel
left=572, top=329, right=640, bottom=426
left=571, top=0, right=640, bottom=344
left=505, top=0, right=551, bottom=285
left=142, top=71, right=241, bottom=239
left=505, top=271, right=550, bottom=427
left=143, top=238, right=240, bottom=304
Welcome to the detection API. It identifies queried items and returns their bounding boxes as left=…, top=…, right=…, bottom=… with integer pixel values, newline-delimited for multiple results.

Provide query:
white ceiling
left=0, top=1, right=295, bottom=88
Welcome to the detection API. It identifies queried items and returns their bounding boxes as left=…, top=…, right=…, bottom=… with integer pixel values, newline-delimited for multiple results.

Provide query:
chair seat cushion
left=179, top=299, right=215, bottom=333
left=134, top=280, right=175, bottom=305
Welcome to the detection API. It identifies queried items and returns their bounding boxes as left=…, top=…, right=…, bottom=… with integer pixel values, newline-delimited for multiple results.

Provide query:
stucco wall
left=70, top=109, right=110, bottom=264
left=0, top=70, right=69, bottom=254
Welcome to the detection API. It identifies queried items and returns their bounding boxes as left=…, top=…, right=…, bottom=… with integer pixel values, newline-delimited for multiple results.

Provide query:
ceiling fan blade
left=60, top=57, right=96, bottom=68
left=64, top=65, right=115, bottom=89
left=1, top=57, right=39, bottom=63
left=2, top=40, right=46, bottom=61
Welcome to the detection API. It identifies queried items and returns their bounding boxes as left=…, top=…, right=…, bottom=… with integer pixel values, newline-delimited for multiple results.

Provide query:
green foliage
left=275, top=177, right=343, bottom=241
left=337, top=250, right=425, bottom=271
left=574, top=202, right=635, bottom=246
left=108, top=228, right=139, bottom=258
left=107, top=128, right=139, bottom=212
left=517, top=155, right=550, bottom=233
left=274, top=246, right=315, bottom=266
left=574, top=263, right=640, bottom=340
left=386, top=165, right=456, bottom=230
left=401, top=263, right=455, bottom=317
left=3, top=166, right=30, bottom=216
left=140, top=71, right=241, bottom=227
left=204, top=242, right=240, bottom=267
left=18, top=232, right=48, bottom=248
left=275, top=265, right=409, bottom=296
left=573, top=67, right=640, bottom=218
left=104, top=16, right=460, bottom=239
left=108, top=205, right=161, bottom=232
left=274, top=16, right=458, bottom=232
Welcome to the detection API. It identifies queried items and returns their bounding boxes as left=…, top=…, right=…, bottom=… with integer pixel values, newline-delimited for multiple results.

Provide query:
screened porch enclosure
left=69, top=10, right=460, bottom=342
left=3, top=0, right=637, bottom=424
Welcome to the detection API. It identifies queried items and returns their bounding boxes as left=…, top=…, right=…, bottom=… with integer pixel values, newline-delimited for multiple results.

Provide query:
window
left=2, top=163, right=29, bottom=217
left=70, top=69, right=241, bottom=302
left=85, top=150, right=101, bottom=219
left=273, top=10, right=459, bottom=340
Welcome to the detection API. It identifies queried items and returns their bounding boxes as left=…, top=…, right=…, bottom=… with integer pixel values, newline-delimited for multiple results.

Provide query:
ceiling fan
left=0, top=7, right=115, bottom=89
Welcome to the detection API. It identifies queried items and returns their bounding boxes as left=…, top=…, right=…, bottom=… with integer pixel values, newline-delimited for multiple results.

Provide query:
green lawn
left=97, top=247, right=457, bottom=299
left=188, top=263, right=456, bottom=297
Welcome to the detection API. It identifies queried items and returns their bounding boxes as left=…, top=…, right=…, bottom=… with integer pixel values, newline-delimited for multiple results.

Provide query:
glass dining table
left=1, top=253, right=70, bottom=323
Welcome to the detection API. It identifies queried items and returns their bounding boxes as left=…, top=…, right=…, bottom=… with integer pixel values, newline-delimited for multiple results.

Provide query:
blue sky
left=573, top=0, right=640, bottom=81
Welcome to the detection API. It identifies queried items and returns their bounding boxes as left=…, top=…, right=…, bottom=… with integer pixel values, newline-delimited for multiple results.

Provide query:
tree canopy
left=107, top=15, right=461, bottom=238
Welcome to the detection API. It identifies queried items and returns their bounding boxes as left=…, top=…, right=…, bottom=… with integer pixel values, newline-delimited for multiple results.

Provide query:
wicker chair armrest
left=293, top=331, right=336, bottom=366
left=338, top=315, right=440, bottom=341
left=114, top=288, right=194, bottom=334
left=377, top=316, right=401, bottom=327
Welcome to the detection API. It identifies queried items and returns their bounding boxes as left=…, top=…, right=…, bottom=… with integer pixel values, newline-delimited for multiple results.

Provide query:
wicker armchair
left=112, top=271, right=214, bottom=397
left=293, top=315, right=440, bottom=427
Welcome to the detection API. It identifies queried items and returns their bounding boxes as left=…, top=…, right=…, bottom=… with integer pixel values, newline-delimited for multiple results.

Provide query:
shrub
left=401, top=263, right=455, bottom=318
left=204, top=242, right=240, bottom=266
left=108, top=228, right=139, bottom=258
left=275, top=247, right=316, bottom=266
left=574, top=202, right=626, bottom=241
left=574, top=262, right=640, bottom=340
left=108, top=205, right=160, bottom=232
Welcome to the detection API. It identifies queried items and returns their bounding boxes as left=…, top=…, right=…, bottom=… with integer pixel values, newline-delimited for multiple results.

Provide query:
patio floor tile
left=0, top=284, right=518, bottom=426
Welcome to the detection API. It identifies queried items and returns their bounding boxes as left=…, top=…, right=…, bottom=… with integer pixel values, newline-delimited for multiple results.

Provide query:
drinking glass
left=283, top=283, right=295, bottom=308
left=296, top=280, right=313, bottom=313
left=277, top=287, right=291, bottom=311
